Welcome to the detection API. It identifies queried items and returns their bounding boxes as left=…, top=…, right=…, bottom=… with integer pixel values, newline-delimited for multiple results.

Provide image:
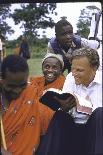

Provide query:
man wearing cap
left=30, top=53, right=65, bottom=99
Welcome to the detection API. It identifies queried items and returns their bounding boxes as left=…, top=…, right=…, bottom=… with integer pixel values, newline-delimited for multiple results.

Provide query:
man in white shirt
left=37, top=47, right=102, bottom=155
left=62, top=47, right=102, bottom=154
left=47, top=19, right=100, bottom=73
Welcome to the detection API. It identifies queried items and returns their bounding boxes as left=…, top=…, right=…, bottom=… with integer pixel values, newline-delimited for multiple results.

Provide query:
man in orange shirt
left=30, top=53, right=65, bottom=99
left=1, top=55, right=54, bottom=155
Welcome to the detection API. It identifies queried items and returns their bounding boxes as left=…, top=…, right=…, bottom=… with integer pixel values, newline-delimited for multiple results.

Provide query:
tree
left=0, top=4, right=14, bottom=39
left=76, top=5, right=100, bottom=38
left=11, top=3, right=57, bottom=40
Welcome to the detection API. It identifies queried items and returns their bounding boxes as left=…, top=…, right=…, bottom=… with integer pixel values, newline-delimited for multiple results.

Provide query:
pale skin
left=42, top=57, right=62, bottom=85
left=53, top=56, right=96, bottom=110
left=71, top=56, right=96, bottom=87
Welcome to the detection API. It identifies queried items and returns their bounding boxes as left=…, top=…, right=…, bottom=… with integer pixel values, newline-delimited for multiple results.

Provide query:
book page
left=75, top=94, right=93, bottom=115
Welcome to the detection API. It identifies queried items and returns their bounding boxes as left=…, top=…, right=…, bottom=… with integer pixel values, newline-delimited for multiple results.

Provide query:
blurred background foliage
left=0, top=3, right=100, bottom=76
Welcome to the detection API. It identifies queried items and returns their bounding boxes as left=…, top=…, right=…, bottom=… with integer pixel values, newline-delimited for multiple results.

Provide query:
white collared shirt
left=62, top=71, right=102, bottom=123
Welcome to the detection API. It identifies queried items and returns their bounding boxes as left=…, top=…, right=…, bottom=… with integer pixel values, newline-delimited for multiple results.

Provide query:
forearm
left=81, top=38, right=99, bottom=49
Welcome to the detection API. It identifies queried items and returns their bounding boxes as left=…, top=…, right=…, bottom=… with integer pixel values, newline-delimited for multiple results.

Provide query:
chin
left=47, top=79, right=54, bottom=83
left=75, top=81, right=81, bottom=85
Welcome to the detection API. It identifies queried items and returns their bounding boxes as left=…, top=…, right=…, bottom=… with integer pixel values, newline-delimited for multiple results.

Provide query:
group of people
left=0, top=18, right=102, bottom=155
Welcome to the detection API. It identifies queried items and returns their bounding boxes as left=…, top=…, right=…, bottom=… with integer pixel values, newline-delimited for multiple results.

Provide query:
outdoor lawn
left=27, top=58, right=43, bottom=77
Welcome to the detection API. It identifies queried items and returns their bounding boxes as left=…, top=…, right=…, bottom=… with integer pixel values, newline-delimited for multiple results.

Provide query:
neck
left=61, top=44, right=70, bottom=52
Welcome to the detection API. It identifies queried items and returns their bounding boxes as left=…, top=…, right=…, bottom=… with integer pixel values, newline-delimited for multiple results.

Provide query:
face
left=42, top=57, right=62, bottom=84
left=2, top=71, right=28, bottom=101
left=71, top=57, right=96, bottom=87
left=56, top=25, right=73, bottom=50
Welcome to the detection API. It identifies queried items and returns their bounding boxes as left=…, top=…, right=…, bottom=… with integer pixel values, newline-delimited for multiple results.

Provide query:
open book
left=39, top=88, right=93, bottom=115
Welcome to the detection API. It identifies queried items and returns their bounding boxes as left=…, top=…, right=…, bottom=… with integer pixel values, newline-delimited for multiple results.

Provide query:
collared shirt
left=62, top=71, right=102, bottom=124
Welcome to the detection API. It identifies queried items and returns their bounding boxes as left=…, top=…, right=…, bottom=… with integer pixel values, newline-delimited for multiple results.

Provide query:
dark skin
left=54, top=94, right=77, bottom=112
left=42, top=57, right=62, bottom=85
left=2, top=70, right=28, bottom=106
left=56, top=25, right=73, bottom=52
left=42, top=57, right=76, bottom=111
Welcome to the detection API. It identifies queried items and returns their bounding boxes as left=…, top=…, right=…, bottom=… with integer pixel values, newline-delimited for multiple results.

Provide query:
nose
left=47, top=67, right=53, bottom=72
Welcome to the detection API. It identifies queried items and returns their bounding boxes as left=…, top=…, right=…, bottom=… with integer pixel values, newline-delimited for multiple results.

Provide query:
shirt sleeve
left=81, top=38, right=99, bottom=49
left=62, top=72, right=75, bottom=93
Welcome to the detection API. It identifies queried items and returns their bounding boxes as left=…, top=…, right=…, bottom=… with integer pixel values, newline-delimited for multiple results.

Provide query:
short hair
left=55, top=19, right=73, bottom=35
left=1, top=54, right=29, bottom=79
left=71, top=47, right=100, bottom=69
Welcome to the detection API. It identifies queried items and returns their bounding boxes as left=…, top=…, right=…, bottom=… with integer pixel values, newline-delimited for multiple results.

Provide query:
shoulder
left=47, top=37, right=57, bottom=53
left=63, top=72, right=75, bottom=87
left=65, top=72, right=74, bottom=81
left=73, top=35, right=81, bottom=47
left=49, top=37, right=58, bottom=45
left=30, top=76, right=44, bottom=84
left=62, top=72, right=75, bottom=93
left=94, top=70, right=102, bottom=85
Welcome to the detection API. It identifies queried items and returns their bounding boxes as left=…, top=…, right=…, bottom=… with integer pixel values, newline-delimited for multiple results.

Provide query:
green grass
left=27, top=58, right=43, bottom=76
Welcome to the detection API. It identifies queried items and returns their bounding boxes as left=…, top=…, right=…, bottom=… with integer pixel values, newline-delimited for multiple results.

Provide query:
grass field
left=28, top=58, right=43, bottom=77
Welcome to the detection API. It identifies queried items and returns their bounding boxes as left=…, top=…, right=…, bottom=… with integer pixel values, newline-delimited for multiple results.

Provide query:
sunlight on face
left=42, top=57, right=62, bottom=84
left=71, top=57, right=96, bottom=87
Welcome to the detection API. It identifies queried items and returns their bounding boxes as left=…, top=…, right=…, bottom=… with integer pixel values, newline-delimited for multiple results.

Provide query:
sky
left=6, top=2, right=102, bottom=40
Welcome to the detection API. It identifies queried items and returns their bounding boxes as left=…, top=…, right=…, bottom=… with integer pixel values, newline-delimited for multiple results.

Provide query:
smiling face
left=42, top=57, right=62, bottom=85
left=56, top=25, right=73, bottom=50
left=3, top=70, right=28, bottom=101
left=71, top=56, right=97, bottom=87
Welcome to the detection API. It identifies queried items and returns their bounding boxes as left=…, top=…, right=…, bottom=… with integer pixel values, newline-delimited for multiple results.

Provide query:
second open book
left=40, top=88, right=93, bottom=115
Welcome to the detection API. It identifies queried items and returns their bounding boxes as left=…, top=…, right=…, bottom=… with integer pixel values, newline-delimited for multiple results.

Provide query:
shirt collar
left=93, top=70, right=102, bottom=84
left=89, top=70, right=102, bottom=87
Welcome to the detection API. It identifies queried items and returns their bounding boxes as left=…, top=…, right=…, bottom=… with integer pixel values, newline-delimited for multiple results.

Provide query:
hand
left=54, top=95, right=77, bottom=112
left=1, top=147, right=12, bottom=155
